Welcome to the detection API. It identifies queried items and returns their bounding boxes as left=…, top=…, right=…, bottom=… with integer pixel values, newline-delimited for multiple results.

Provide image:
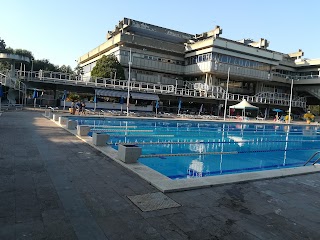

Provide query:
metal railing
left=0, top=71, right=27, bottom=105
left=304, top=151, right=320, bottom=166
left=8, top=69, right=307, bottom=108
left=272, top=72, right=320, bottom=80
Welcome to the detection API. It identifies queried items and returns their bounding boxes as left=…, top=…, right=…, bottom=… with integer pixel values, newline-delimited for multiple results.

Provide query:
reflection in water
left=187, top=159, right=203, bottom=178
left=189, top=143, right=206, bottom=153
left=228, top=136, right=246, bottom=147
left=283, top=125, right=290, bottom=166
left=220, top=124, right=226, bottom=174
left=303, top=126, right=317, bottom=137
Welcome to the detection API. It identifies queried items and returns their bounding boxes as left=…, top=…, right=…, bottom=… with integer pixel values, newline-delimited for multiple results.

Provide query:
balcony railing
left=7, top=69, right=306, bottom=109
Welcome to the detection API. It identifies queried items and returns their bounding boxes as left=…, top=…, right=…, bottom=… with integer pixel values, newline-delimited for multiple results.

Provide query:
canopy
left=95, top=89, right=127, bottom=98
left=229, top=99, right=258, bottom=110
left=130, top=92, right=159, bottom=101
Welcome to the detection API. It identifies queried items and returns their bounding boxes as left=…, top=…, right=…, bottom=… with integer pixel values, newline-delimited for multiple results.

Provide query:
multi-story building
left=78, top=18, right=320, bottom=115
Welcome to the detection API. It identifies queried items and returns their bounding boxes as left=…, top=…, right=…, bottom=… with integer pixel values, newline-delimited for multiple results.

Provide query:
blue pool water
left=72, top=117, right=320, bottom=179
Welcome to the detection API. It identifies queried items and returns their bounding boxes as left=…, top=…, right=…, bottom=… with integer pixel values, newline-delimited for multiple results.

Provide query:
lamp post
left=223, top=67, right=230, bottom=121
left=288, top=77, right=298, bottom=124
left=126, top=49, right=132, bottom=117
left=31, top=58, right=34, bottom=79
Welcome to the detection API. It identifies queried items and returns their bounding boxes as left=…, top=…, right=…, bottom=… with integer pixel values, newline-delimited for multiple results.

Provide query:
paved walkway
left=1, top=111, right=320, bottom=240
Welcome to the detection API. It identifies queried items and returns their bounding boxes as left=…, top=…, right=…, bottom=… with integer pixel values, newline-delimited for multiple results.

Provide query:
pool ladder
left=303, top=151, right=320, bottom=166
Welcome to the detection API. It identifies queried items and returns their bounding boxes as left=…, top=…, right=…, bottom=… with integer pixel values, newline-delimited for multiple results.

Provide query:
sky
left=1, top=0, right=319, bottom=68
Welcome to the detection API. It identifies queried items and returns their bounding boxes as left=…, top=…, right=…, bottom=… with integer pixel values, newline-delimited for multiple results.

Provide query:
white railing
left=12, top=69, right=306, bottom=109
left=272, top=72, right=320, bottom=81
left=0, top=71, right=27, bottom=105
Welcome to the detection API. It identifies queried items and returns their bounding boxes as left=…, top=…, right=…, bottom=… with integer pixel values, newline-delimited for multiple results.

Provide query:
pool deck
left=1, top=110, right=320, bottom=239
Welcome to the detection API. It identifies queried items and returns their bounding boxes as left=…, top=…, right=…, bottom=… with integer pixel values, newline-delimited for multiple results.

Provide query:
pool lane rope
left=86, top=125, right=137, bottom=128
left=140, top=147, right=320, bottom=158
left=140, top=151, right=238, bottom=158
left=91, top=129, right=153, bottom=132
left=116, top=139, right=320, bottom=145
left=110, top=134, right=175, bottom=138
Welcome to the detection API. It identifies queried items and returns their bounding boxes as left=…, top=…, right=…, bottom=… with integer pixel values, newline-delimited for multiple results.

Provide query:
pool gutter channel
left=46, top=114, right=320, bottom=193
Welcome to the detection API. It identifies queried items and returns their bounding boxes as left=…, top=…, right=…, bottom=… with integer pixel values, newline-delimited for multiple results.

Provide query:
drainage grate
left=127, top=192, right=180, bottom=212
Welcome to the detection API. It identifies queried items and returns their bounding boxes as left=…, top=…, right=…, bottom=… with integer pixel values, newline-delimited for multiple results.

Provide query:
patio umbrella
left=0, top=84, right=3, bottom=112
left=272, top=108, right=283, bottom=119
left=32, top=89, right=38, bottom=108
left=178, top=99, right=182, bottom=114
left=155, top=100, right=159, bottom=117
left=119, top=96, right=124, bottom=113
left=61, top=90, right=67, bottom=110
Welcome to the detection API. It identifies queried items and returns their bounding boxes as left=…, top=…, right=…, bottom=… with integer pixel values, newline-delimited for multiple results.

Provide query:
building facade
left=78, top=18, right=320, bottom=114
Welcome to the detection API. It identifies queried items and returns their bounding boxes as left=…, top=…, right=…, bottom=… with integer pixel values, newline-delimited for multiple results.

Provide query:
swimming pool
left=74, top=117, right=320, bottom=180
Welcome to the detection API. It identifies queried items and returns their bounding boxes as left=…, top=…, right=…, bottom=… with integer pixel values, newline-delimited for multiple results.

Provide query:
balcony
left=185, top=61, right=270, bottom=80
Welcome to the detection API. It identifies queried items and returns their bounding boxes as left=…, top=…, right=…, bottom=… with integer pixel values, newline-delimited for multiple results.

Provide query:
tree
left=0, top=38, right=6, bottom=50
left=74, top=64, right=84, bottom=76
left=58, top=65, right=73, bottom=74
left=91, top=55, right=125, bottom=79
left=32, top=59, right=60, bottom=72
left=14, top=49, right=34, bottom=60
left=67, top=93, right=80, bottom=102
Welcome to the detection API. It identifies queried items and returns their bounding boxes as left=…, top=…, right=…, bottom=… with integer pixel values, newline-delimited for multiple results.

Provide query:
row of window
left=83, top=62, right=96, bottom=73
left=132, top=69, right=181, bottom=80
left=120, top=50, right=184, bottom=66
left=186, top=53, right=270, bottom=71
left=274, top=69, right=319, bottom=77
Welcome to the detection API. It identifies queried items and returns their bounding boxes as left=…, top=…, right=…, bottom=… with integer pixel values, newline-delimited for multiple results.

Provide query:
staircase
left=0, top=70, right=27, bottom=106
left=297, top=86, right=320, bottom=100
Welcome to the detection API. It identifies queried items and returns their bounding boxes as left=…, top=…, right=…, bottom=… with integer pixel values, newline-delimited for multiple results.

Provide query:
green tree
left=0, top=37, right=6, bottom=50
left=14, top=49, right=34, bottom=60
left=58, top=64, right=73, bottom=74
left=91, top=55, right=125, bottom=79
left=74, top=64, right=84, bottom=76
left=32, top=59, right=60, bottom=72
left=67, top=93, right=80, bottom=102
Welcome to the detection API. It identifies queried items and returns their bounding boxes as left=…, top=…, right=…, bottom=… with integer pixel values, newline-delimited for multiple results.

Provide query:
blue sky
left=1, top=0, right=319, bottom=68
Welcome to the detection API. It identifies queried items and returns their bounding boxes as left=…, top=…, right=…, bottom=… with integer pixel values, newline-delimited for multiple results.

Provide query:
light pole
left=31, top=58, right=34, bottom=78
left=223, top=67, right=230, bottom=121
left=288, top=77, right=298, bottom=124
left=126, top=49, right=132, bottom=116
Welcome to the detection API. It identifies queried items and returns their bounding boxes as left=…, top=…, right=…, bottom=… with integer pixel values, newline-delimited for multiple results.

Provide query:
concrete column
left=92, top=132, right=109, bottom=146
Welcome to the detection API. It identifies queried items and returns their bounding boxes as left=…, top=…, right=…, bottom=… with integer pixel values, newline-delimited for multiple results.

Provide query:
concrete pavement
left=1, top=110, right=320, bottom=239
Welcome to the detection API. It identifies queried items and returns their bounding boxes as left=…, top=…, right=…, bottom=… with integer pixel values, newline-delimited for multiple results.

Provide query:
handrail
left=303, top=151, right=320, bottom=166
left=1, top=69, right=307, bottom=109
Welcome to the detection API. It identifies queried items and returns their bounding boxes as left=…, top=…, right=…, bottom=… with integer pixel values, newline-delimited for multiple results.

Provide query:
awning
left=130, top=92, right=159, bottom=101
left=95, top=89, right=127, bottom=98
left=229, top=99, right=258, bottom=109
